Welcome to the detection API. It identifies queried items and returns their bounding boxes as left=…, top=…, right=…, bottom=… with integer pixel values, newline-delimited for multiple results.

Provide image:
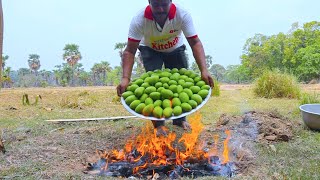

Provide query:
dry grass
left=0, top=84, right=319, bottom=179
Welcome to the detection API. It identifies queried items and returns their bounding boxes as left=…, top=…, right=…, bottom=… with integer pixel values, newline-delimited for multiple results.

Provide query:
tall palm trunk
left=0, top=0, right=4, bottom=154
left=0, top=0, right=3, bottom=90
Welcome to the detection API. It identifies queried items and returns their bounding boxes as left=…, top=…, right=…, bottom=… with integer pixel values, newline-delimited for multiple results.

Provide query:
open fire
left=85, top=113, right=236, bottom=179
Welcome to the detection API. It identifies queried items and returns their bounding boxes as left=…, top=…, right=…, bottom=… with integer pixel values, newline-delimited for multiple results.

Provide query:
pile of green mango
left=122, top=68, right=210, bottom=119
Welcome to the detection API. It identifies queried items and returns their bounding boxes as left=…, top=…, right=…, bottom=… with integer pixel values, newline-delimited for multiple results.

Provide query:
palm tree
left=133, top=51, right=145, bottom=78
left=73, top=63, right=84, bottom=86
left=205, top=55, right=213, bottom=69
left=114, top=42, right=127, bottom=58
left=0, top=55, right=7, bottom=88
left=28, top=54, right=41, bottom=87
left=1, top=55, right=8, bottom=72
left=58, top=63, right=73, bottom=86
left=39, top=69, right=52, bottom=84
left=78, top=71, right=90, bottom=86
left=28, top=54, right=41, bottom=74
left=3, top=67, right=12, bottom=88
left=0, top=0, right=4, bottom=149
left=91, top=63, right=100, bottom=85
left=114, top=42, right=127, bottom=82
left=107, top=66, right=122, bottom=86
left=63, top=44, right=81, bottom=67
left=18, top=68, right=31, bottom=76
left=100, top=61, right=112, bottom=84
left=0, top=0, right=4, bottom=90
left=17, top=68, right=31, bottom=87
left=91, top=61, right=112, bottom=85
left=63, top=44, right=82, bottom=85
left=53, top=65, right=63, bottom=86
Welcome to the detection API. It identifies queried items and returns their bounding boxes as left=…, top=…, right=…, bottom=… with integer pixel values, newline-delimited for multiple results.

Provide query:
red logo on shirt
left=169, top=29, right=178, bottom=33
left=152, top=37, right=179, bottom=50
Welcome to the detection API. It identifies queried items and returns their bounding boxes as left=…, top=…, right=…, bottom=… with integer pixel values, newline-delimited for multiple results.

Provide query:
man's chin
left=153, top=14, right=168, bottom=19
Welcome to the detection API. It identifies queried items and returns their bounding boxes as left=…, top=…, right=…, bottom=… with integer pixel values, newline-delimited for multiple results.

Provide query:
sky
left=3, top=0, right=320, bottom=71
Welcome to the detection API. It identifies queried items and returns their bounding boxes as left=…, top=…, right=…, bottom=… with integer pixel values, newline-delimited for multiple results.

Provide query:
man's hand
left=201, top=70, right=214, bottom=88
left=116, top=77, right=130, bottom=97
left=117, top=40, right=139, bottom=97
left=187, top=37, right=214, bottom=88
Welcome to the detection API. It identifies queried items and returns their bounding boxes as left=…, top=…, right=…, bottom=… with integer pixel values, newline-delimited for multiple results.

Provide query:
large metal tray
left=121, top=88, right=211, bottom=121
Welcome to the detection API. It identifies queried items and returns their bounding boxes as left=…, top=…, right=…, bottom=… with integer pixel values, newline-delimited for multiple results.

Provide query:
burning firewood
left=85, top=113, right=236, bottom=179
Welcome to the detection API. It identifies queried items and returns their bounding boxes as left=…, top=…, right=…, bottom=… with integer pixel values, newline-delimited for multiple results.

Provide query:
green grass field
left=0, top=85, right=319, bottom=179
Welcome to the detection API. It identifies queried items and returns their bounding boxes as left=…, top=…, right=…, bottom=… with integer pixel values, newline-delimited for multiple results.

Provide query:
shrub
left=112, top=95, right=121, bottom=103
left=253, top=70, right=301, bottom=99
left=299, top=92, right=320, bottom=105
left=59, top=93, right=98, bottom=108
left=211, top=79, right=220, bottom=97
left=40, top=81, right=48, bottom=88
left=78, top=90, right=89, bottom=97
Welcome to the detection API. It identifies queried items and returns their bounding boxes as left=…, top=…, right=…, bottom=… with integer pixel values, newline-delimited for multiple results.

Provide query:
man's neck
left=155, top=17, right=166, bottom=28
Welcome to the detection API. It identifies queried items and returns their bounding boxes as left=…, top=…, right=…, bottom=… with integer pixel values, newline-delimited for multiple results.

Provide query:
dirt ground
left=203, top=110, right=301, bottom=176
left=81, top=110, right=301, bottom=179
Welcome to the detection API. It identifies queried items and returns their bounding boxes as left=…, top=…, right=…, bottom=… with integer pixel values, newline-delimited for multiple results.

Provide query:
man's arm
left=187, top=37, right=214, bottom=87
left=116, top=40, right=140, bottom=96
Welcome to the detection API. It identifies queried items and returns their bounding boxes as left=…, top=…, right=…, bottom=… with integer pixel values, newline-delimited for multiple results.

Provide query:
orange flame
left=102, top=112, right=232, bottom=173
left=222, top=130, right=231, bottom=164
left=178, top=113, right=204, bottom=159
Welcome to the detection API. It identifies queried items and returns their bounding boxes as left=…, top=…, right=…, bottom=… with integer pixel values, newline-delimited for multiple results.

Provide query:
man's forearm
left=191, top=41, right=207, bottom=73
left=121, top=50, right=135, bottom=80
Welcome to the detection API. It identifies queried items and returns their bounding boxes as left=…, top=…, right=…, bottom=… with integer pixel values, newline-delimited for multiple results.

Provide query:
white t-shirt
left=128, top=3, right=198, bottom=53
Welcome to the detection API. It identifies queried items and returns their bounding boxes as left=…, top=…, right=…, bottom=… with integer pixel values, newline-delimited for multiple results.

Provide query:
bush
left=40, top=81, right=48, bottom=88
left=59, top=93, right=98, bottom=108
left=299, top=92, right=320, bottom=105
left=253, top=70, right=301, bottom=99
left=211, top=79, right=220, bottom=97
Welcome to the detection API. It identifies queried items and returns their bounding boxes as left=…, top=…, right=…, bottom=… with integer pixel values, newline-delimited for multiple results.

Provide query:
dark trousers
left=138, top=45, right=189, bottom=128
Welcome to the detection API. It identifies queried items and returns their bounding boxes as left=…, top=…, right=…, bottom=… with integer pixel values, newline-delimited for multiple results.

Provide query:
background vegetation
left=1, top=21, right=320, bottom=88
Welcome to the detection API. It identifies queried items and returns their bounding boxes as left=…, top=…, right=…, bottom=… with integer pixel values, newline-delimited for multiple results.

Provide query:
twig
left=0, top=131, right=5, bottom=154
left=45, top=116, right=137, bottom=122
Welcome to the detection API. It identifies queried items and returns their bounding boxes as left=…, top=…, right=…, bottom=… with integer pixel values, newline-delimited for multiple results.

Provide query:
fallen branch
left=45, top=116, right=137, bottom=122
left=0, top=133, right=5, bottom=154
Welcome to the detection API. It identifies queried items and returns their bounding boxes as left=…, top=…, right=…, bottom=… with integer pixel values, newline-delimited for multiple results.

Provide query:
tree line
left=233, top=21, right=320, bottom=83
left=1, top=21, right=319, bottom=88
left=191, top=21, right=320, bottom=84
left=0, top=43, right=145, bottom=88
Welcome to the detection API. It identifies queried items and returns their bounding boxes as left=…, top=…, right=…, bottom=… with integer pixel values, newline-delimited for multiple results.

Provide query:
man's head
left=148, top=0, right=172, bottom=19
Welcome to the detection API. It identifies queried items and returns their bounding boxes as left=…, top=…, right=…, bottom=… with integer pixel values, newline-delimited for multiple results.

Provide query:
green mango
left=179, top=92, right=189, bottom=103
left=191, top=94, right=203, bottom=104
left=163, top=107, right=173, bottom=118
left=181, top=103, right=192, bottom=112
left=153, top=106, right=163, bottom=118
left=173, top=106, right=182, bottom=116
left=198, top=89, right=209, bottom=99
left=142, top=104, right=154, bottom=116
left=134, top=87, right=145, bottom=98
left=122, top=91, right=133, bottom=99
left=161, top=89, right=174, bottom=100
left=130, top=100, right=141, bottom=110
left=135, top=103, right=146, bottom=114
left=162, top=99, right=172, bottom=108
left=125, top=95, right=137, bottom=105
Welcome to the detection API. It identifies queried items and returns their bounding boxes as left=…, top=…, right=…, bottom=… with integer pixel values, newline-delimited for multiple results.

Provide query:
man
left=117, top=0, right=214, bottom=136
